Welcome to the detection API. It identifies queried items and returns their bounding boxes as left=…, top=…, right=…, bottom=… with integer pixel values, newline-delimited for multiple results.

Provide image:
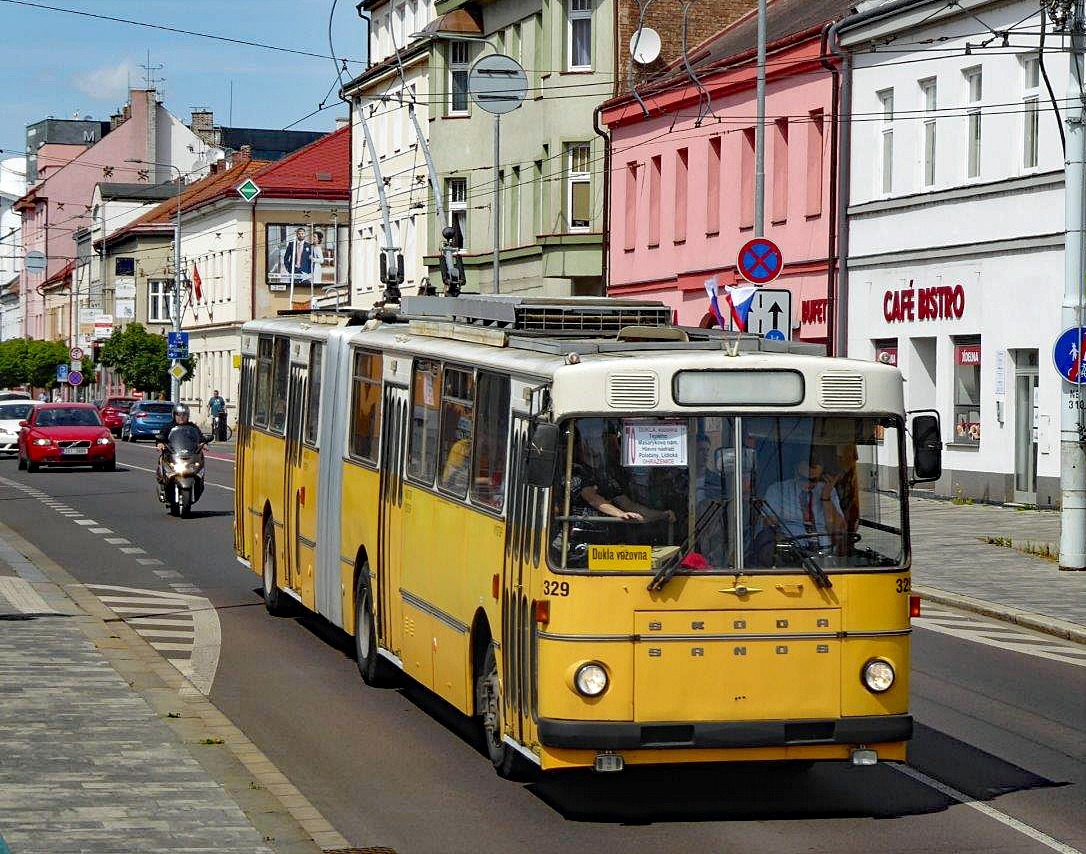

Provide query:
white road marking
left=87, top=584, right=221, bottom=696
left=136, top=558, right=164, bottom=566
left=915, top=608, right=1086, bottom=668
left=89, top=527, right=112, bottom=534
left=73, top=519, right=96, bottom=526
left=104, top=538, right=130, bottom=545
left=893, top=764, right=1084, bottom=854
left=119, top=547, right=146, bottom=555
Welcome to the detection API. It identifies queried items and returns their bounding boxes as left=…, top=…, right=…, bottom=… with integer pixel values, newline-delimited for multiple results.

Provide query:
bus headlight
left=862, top=658, right=895, bottom=693
left=574, top=663, right=609, bottom=697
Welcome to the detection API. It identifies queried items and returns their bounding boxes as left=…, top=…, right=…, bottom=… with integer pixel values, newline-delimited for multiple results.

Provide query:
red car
left=17, top=403, right=117, bottom=472
left=99, top=396, right=139, bottom=435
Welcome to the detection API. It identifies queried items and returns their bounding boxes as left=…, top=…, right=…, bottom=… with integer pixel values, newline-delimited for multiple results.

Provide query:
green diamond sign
left=236, top=179, right=261, bottom=202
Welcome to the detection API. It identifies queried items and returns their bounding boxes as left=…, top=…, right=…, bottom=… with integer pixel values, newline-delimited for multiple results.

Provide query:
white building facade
left=839, top=0, right=1070, bottom=506
left=0, top=156, right=26, bottom=341
left=344, top=0, right=436, bottom=305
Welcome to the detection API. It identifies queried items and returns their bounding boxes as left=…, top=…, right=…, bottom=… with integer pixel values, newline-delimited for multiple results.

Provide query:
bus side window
left=269, top=337, right=290, bottom=435
left=349, top=350, right=382, bottom=462
left=471, top=373, right=510, bottom=511
left=303, top=342, right=323, bottom=447
left=254, top=337, right=273, bottom=428
left=437, top=367, right=476, bottom=497
left=407, top=359, right=442, bottom=483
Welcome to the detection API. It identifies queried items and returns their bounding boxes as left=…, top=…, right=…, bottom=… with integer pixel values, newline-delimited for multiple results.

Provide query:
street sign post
left=167, top=331, right=190, bottom=360
left=67, top=371, right=83, bottom=387
left=1053, top=326, right=1086, bottom=383
left=737, top=237, right=783, bottom=285
left=743, top=287, right=792, bottom=339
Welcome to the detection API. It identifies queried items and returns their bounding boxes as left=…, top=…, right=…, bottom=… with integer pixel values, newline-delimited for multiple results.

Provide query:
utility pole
left=754, top=0, right=767, bottom=236
left=1057, top=0, right=1086, bottom=570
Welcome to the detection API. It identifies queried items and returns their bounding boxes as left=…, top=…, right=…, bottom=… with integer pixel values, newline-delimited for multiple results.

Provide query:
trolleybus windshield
left=551, top=415, right=904, bottom=573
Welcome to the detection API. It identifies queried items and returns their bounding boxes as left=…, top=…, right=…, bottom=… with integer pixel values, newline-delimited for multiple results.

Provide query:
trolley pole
left=1059, top=0, right=1086, bottom=570
left=753, top=0, right=767, bottom=236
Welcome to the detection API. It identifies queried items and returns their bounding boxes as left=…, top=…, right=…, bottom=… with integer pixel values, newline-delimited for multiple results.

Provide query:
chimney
left=335, top=116, right=350, bottom=130
left=110, top=111, right=124, bottom=131
left=190, top=109, right=214, bottom=132
left=238, top=145, right=252, bottom=159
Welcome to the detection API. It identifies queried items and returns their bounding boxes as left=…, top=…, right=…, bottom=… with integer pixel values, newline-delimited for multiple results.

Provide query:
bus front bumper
left=537, top=714, right=912, bottom=751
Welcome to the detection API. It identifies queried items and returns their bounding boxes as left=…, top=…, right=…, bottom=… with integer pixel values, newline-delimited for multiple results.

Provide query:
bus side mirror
left=525, top=422, right=559, bottom=488
left=910, top=412, right=942, bottom=484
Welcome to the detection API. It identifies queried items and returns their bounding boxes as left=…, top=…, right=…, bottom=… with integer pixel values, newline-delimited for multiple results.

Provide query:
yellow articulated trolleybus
left=234, top=295, right=943, bottom=778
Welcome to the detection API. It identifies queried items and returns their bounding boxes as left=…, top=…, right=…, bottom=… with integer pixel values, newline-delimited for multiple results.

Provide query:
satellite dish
left=630, top=27, right=662, bottom=65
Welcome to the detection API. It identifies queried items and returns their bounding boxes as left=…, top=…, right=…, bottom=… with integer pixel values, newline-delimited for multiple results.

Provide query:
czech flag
left=723, top=284, right=759, bottom=332
left=704, top=276, right=727, bottom=328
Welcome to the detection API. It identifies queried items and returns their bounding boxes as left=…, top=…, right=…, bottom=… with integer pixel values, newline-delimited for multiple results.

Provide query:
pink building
left=601, top=0, right=849, bottom=348
left=15, top=89, right=216, bottom=339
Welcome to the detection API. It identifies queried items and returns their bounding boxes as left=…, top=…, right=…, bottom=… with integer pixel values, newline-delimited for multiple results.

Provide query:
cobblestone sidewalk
left=909, top=497, right=1085, bottom=628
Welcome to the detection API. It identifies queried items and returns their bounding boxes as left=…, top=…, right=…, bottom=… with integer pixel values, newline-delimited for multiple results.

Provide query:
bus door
left=377, top=383, right=408, bottom=660
left=501, top=414, right=541, bottom=748
left=282, top=356, right=307, bottom=601
left=234, top=353, right=255, bottom=560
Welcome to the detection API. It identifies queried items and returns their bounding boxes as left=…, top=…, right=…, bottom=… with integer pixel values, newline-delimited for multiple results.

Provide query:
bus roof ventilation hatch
left=606, top=372, right=659, bottom=408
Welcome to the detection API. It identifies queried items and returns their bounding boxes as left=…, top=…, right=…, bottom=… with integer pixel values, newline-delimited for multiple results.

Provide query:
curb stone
left=0, top=519, right=350, bottom=853
left=916, top=585, right=1086, bottom=645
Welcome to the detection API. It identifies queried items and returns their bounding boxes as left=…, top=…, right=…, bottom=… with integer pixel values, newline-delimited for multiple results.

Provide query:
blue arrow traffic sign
left=737, top=237, right=783, bottom=285
left=1053, top=326, right=1086, bottom=383
left=167, top=331, right=189, bottom=348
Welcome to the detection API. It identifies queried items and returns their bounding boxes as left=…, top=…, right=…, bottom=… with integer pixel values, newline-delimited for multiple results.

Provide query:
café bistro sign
left=883, top=281, right=966, bottom=324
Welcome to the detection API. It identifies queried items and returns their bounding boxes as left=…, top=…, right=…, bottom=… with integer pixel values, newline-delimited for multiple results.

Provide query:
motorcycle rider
left=155, top=403, right=206, bottom=502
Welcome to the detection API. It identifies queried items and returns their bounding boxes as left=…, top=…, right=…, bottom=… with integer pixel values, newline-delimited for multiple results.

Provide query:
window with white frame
left=878, top=88, right=894, bottom=194
left=567, top=0, right=592, bottom=71
left=920, top=77, right=937, bottom=187
left=567, top=142, right=591, bottom=231
left=448, top=41, right=470, bottom=114
left=447, top=177, right=467, bottom=249
left=1023, top=55, right=1040, bottom=169
left=148, top=279, right=170, bottom=322
left=964, top=66, right=983, bottom=178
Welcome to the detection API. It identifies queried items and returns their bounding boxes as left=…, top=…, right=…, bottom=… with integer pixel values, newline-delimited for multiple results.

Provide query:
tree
left=0, top=338, right=29, bottom=388
left=98, top=323, right=196, bottom=395
left=0, top=339, right=71, bottom=389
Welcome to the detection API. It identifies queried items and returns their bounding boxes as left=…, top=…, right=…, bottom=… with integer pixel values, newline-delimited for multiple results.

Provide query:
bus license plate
left=62, top=447, right=88, bottom=455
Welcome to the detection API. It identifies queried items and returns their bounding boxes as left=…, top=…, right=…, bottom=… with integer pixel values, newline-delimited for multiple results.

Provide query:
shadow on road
left=177, top=509, right=234, bottom=520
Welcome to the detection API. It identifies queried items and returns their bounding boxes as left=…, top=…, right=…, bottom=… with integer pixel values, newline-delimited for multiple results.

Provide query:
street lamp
left=127, top=159, right=184, bottom=403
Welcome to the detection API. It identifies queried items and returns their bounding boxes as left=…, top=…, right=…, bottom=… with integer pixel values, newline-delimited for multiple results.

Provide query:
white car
left=0, top=399, right=39, bottom=455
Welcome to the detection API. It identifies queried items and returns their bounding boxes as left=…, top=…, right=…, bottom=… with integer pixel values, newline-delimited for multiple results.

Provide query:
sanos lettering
left=883, top=282, right=966, bottom=324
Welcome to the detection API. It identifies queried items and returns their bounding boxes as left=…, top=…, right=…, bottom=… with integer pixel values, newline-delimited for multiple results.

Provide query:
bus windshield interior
left=550, top=415, right=905, bottom=573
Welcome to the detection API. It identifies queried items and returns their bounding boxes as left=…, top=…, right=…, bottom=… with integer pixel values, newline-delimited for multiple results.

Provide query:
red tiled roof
left=42, top=260, right=74, bottom=289
left=104, top=155, right=271, bottom=246
left=250, top=125, right=349, bottom=200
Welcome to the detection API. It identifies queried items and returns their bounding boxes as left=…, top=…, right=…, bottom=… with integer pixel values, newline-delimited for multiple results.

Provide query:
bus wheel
left=477, top=644, right=536, bottom=781
left=262, top=523, right=292, bottom=616
left=353, top=573, right=395, bottom=687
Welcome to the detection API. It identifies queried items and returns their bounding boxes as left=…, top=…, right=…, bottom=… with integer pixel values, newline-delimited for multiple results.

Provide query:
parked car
left=120, top=401, right=175, bottom=442
left=17, top=403, right=116, bottom=472
left=0, top=400, right=40, bottom=455
left=0, top=390, right=31, bottom=401
left=99, top=397, right=139, bottom=435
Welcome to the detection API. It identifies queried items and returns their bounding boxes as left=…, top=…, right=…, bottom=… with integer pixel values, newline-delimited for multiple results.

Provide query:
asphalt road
left=0, top=441, right=1083, bottom=854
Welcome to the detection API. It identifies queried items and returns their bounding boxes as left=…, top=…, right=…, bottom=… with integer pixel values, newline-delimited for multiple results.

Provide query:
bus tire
left=262, top=523, right=292, bottom=616
left=477, top=644, right=537, bottom=781
left=353, top=573, right=395, bottom=687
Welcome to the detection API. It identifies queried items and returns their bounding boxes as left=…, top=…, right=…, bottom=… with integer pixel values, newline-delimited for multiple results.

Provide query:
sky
left=0, top=0, right=367, bottom=155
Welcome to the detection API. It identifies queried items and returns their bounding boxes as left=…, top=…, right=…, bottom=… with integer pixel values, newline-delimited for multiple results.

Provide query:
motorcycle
left=157, top=426, right=206, bottom=517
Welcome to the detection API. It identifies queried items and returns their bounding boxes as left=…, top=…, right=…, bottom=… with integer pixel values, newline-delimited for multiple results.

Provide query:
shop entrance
left=1014, top=349, right=1039, bottom=503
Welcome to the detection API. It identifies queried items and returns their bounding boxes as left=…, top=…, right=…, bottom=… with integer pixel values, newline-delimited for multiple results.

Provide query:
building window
left=349, top=350, right=382, bottom=462
left=648, top=154, right=661, bottom=246
left=964, top=67, right=982, bottom=178
left=508, top=166, right=521, bottom=247
left=740, top=127, right=755, bottom=227
left=148, top=279, right=171, bottom=323
left=920, top=77, right=937, bottom=187
left=567, top=142, right=591, bottom=231
left=706, top=136, right=721, bottom=235
left=674, top=147, right=688, bottom=242
left=878, top=88, right=894, bottom=194
left=806, top=111, right=824, bottom=217
left=771, top=118, right=789, bottom=222
left=448, top=41, right=470, bottom=114
left=953, top=338, right=981, bottom=445
left=567, top=0, right=592, bottom=71
left=873, top=339, right=898, bottom=367
left=624, top=161, right=638, bottom=250
left=446, top=177, right=467, bottom=249
left=1023, top=55, right=1040, bottom=169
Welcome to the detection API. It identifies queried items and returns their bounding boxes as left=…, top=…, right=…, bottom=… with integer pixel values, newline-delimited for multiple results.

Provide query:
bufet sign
left=883, top=281, right=966, bottom=324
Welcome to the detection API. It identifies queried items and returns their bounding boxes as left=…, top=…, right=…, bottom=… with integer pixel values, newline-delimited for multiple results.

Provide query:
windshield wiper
left=749, top=498, right=833, bottom=589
